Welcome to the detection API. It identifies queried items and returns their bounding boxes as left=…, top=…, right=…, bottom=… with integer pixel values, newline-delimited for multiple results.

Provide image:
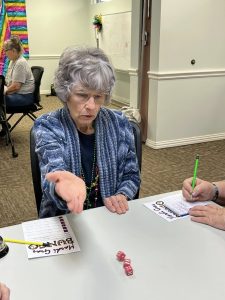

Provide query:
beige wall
left=88, top=0, right=132, bottom=104
left=147, top=0, right=225, bottom=148
left=26, top=0, right=133, bottom=102
left=24, top=0, right=225, bottom=148
left=26, top=0, right=91, bottom=93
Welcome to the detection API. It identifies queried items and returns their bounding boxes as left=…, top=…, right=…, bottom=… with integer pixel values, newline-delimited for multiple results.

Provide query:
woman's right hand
left=46, top=171, right=86, bottom=213
left=182, top=177, right=215, bottom=202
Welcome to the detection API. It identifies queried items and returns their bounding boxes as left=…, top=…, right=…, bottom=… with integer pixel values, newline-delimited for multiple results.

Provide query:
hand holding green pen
left=192, top=154, right=199, bottom=190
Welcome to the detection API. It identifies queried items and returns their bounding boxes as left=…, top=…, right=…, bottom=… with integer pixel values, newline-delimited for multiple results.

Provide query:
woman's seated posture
left=0, top=35, right=35, bottom=136
left=34, top=46, right=141, bottom=218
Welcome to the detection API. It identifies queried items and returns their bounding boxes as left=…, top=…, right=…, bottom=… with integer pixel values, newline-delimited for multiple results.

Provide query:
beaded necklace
left=80, top=138, right=99, bottom=209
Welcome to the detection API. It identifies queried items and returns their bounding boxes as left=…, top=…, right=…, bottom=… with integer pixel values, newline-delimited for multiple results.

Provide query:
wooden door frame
left=139, top=0, right=152, bottom=142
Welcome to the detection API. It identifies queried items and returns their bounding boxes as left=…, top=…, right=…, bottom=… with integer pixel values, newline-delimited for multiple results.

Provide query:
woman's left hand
left=104, top=194, right=129, bottom=214
left=189, top=205, right=225, bottom=230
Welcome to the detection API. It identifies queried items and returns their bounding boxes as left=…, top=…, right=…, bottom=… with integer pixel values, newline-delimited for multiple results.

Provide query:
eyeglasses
left=72, top=91, right=106, bottom=104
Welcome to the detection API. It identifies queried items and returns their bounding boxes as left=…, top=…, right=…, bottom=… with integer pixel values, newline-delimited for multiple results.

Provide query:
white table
left=1, top=191, right=225, bottom=300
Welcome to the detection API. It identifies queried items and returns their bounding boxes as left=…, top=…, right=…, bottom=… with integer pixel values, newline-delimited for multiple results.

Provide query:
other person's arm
left=0, top=282, right=10, bottom=300
left=5, top=82, right=22, bottom=94
left=182, top=177, right=225, bottom=205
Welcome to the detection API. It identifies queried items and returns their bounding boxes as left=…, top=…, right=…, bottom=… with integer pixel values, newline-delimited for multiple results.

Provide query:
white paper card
left=22, top=215, right=80, bottom=259
left=162, top=193, right=212, bottom=216
left=144, top=199, right=179, bottom=222
left=144, top=192, right=212, bottom=222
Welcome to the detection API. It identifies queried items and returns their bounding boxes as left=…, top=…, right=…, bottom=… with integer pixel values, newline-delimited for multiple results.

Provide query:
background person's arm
left=5, top=81, right=22, bottom=94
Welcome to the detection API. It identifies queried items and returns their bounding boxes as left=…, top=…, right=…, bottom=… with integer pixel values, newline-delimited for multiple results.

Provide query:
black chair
left=30, top=127, right=42, bottom=213
left=129, top=120, right=142, bottom=172
left=0, top=75, right=18, bottom=158
left=30, top=120, right=142, bottom=214
left=7, top=66, right=44, bottom=132
left=129, top=120, right=142, bottom=199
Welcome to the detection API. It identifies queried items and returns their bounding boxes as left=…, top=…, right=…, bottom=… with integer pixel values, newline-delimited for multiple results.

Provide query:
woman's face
left=67, top=87, right=106, bottom=132
left=4, top=48, right=18, bottom=61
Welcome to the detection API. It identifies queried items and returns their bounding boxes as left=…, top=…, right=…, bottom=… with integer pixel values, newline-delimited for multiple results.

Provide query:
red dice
left=116, top=251, right=126, bottom=261
left=124, top=265, right=133, bottom=276
left=116, top=250, right=134, bottom=276
left=123, top=258, right=131, bottom=268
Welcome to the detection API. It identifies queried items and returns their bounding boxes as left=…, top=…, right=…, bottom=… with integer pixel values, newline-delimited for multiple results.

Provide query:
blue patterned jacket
left=33, top=106, right=141, bottom=218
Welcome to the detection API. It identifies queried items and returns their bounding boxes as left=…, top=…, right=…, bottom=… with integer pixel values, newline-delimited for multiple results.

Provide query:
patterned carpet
left=1, top=95, right=225, bottom=228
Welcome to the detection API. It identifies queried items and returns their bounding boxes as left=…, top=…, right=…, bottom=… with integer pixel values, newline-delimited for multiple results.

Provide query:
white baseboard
left=29, top=55, right=60, bottom=60
left=146, top=132, right=225, bottom=149
left=40, top=90, right=51, bottom=95
left=112, top=94, right=129, bottom=105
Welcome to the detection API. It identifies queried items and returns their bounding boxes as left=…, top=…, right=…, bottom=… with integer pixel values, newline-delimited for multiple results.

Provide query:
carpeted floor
left=1, top=95, right=225, bottom=228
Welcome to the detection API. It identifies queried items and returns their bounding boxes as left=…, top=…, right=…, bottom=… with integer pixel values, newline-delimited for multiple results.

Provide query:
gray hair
left=54, top=46, right=115, bottom=103
left=4, top=35, right=23, bottom=54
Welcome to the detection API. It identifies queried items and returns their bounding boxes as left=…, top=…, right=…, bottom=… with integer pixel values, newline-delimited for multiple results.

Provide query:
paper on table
left=22, top=215, right=80, bottom=259
left=144, top=192, right=212, bottom=222
left=144, top=199, right=178, bottom=222
left=161, top=193, right=212, bottom=217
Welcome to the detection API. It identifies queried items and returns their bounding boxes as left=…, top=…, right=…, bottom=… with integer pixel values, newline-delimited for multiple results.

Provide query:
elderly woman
left=0, top=35, right=35, bottom=136
left=34, top=46, right=140, bottom=218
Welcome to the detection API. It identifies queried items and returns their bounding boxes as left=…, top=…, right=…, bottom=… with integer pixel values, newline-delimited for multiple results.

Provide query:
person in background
left=182, top=177, right=225, bottom=230
left=0, top=282, right=10, bottom=300
left=0, top=35, right=35, bottom=136
left=34, top=46, right=140, bottom=218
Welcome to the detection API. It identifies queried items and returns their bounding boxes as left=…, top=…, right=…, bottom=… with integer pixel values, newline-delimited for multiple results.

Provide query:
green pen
left=192, top=154, right=199, bottom=189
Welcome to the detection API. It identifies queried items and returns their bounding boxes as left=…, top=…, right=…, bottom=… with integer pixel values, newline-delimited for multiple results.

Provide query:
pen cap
left=0, top=236, right=9, bottom=259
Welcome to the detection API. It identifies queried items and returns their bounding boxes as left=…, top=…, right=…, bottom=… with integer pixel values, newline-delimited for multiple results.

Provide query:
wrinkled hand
left=0, top=282, right=10, bottom=300
left=104, top=194, right=129, bottom=214
left=189, top=205, right=225, bottom=230
left=46, top=171, right=86, bottom=214
left=182, top=177, right=214, bottom=202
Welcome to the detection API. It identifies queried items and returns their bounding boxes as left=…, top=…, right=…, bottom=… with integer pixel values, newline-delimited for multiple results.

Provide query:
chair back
left=31, top=66, right=44, bottom=105
left=30, top=120, right=142, bottom=213
left=129, top=120, right=142, bottom=199
left=30, top=127, right=42, bottom=213
left=129, top=120, right=142, bottom=172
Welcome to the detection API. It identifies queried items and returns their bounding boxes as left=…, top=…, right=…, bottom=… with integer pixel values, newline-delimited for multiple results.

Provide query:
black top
left=78, top=130, right=103, bottom=209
